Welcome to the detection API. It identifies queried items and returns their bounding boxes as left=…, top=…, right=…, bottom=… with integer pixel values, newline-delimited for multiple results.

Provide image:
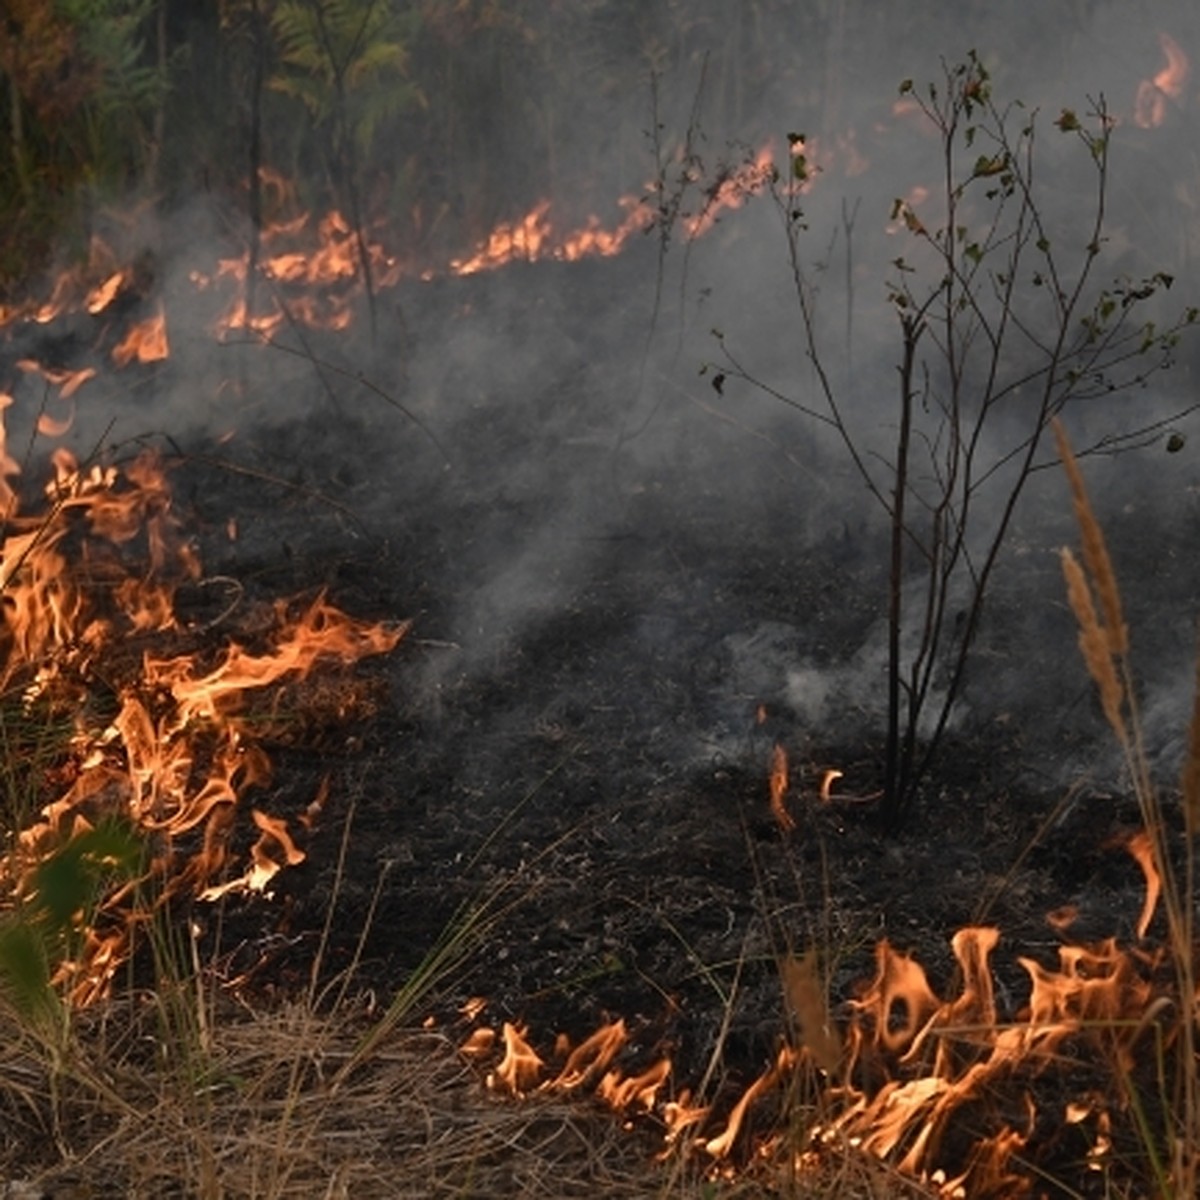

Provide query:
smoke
left=3, top=0, right=1200, bottom=795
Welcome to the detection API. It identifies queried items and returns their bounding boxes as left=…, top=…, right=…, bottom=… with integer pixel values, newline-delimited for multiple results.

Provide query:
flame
left=1125, top=829, right=1161, bottom=939
left=683, top=144, right=777, bottom=241
left=459, top=1027, right=496, bottom=1058
left=705, top=1045, right=798, bottom=1159
left=819, top=768, right=843, bottom=803
left=489, top=1022, right=545, bottom=1095
left=469, top=1013, right=673, bottom=1123
left=203, top=209, right=401, bottom=339
left=0, top=430, right=406, bottom=997
left=111, top=307, right=169, bottom=366
left=597, top=1056, right=671, bottom=1112
left=457, top=811, right=1179, bottom=1194
left=550, top=1018, right=629, bottom=1090
left=449, top=196, right=657, bottom=277
left=86, top=269, right=131, bottom=314
left=768, top=743, right=794, bottom=832
left=5, top=136, right=787, bottom=359
left=1135, top=32, right=1190, bottom=128
left=0, top=234, right=129, bottom=329
left=448, top=142, right=774, bottom=278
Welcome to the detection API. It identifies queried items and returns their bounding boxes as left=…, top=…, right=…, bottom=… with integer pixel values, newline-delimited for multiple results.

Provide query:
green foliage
left=62, top=0, right=171, bottom=123
left=0, top=820, right=142, bottom=1030
left=269, top=0, right=423, bottom=161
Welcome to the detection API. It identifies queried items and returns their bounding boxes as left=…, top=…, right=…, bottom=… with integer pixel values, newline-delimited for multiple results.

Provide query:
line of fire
left=2, top=8, right=1200, bottom=1198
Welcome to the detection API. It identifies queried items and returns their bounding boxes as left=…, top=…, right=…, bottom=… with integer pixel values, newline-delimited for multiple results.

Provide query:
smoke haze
left=4, top=0, right=1200, bottom=793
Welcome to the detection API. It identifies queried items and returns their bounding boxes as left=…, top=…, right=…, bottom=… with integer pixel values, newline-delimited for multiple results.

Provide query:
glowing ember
left=819, top=767, right=843, bottom=803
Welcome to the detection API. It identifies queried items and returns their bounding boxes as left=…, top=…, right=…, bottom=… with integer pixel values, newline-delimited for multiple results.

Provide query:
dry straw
left=1053, top=419, right=1128, bottom=657
left=1060, top=546, right=1126, bottom=744
left=1053, top=420, right=1127, bottom=745
left=1184, top=650, right=1200, bottom=834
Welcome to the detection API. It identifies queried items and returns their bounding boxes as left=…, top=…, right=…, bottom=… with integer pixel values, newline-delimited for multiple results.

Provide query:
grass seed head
left=1061, top=547, right=1126, bottom=744
left=1054, top=419, right=1128, bottom=656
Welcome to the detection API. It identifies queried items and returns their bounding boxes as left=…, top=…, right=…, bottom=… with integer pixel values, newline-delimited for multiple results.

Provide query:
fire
left=191, top=207, right=398, bottom=340
left=0, top=234, right=131, bottom=329
left=3, top=133, right=788, bottom=370
left=768, top=742, right=794, bottom=832
left=819, top=767, right=843, bottom=803
left=1135, top=32, right=1191, bottom=128
left=459, top=824, right=1187, bottom=1194
left=472, top=1015, right=672, bottom=1121
left=1125, top=828, right=1161, bottom=940
left=0, top=424, right=405, bottom=1000
left=447, top=141, right=775, bottom=277
left=448, top=196, right=657, bottom=276
left=111, top=306, right=169, bottom=366
left=489, top=1022, right=545, bottom=1096
left=683, top=143, right=777, bottom=241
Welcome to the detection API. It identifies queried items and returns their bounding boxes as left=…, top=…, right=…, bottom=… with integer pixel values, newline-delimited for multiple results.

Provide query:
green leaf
left=972, top=154, right=1008, bottom=178
left=0, top=924, right=58, bottom=1028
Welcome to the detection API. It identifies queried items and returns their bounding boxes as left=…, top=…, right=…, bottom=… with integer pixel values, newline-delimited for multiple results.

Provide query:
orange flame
left=1126, top=829, right=1161, bottom=940
left=448, top=196, right=657, bottom=276
left=550, top=1018, right=629, bottom=1090
left=490, top=1022, right=545, bottom=1095
left=1135, top=32, right=1190, bottom=128
left=111, top=307, right=169, bottom=366
left=683, top=144, right=776, bottom=240
left=769, top=743, right=793, bottom=832
left=0, top=433, right=406, bottom=997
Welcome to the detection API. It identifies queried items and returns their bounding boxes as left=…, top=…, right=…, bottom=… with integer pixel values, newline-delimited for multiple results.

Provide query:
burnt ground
left=6, top=242, right=1200, bottom=1193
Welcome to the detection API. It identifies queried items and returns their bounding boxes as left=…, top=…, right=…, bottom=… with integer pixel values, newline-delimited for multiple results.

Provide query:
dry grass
left=4, top=426, right=1198, bottom=1197
left=0, top=988, right=940, bottom=1199
left=1055, top=418, right=1200, bottom=1197
left=0, top=996, right=664, bottom=1198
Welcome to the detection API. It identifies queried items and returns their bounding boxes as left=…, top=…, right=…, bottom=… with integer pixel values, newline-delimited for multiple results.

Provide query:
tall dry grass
left=1055, top=418, right=1200, bottom=1196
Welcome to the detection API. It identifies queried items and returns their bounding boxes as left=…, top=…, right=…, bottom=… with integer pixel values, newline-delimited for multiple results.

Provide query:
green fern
left=269, top=0, right=423, bottom=160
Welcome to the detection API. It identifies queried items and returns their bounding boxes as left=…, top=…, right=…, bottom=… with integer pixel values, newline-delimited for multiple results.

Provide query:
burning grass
left=0, top=434, right=405, bottom=1002
left=1, top=116, right=1199, bottom=1196
left=0, top=427, right=1198, bottom=1198
left=0, top=976, right=936, bottom=1199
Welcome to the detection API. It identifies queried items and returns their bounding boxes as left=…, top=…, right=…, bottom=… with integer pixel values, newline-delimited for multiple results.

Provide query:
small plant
left=713, top=52, right=1199, bottom=828
left=0, top=818, right=142, bottom=1055
left=268, top=0, right=423, bottom=342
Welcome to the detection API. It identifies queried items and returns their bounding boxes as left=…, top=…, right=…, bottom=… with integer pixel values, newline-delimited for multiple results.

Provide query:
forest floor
left=2, top=249, right=1197, bottom=1197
